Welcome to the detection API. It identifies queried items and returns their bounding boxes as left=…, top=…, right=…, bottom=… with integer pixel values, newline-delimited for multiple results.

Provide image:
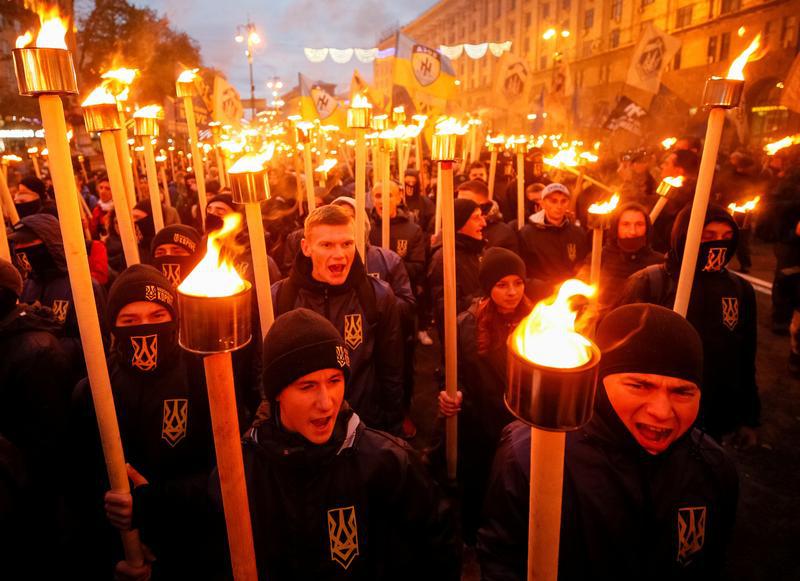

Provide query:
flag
left=493, top=53, right=533, bottom=112
left=603, top=96, right=648, bottom=135
left=626, top=23, right=681, bottom=95
left=391, top=32, right=459, bottom=116
left=212, top=75, right=243, bottom=127
left=350, top=69, right=385, bottom=112
left=781, top=53, right=800, bottom=113
left=298, top=73, right=347, bottom=126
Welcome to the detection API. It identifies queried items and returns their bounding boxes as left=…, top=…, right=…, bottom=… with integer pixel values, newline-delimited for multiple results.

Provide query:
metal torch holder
left=586, top=211, right=613, bottom=230
left=371, top=116, right=389, bottom=132
left=347, top=107, right=372, bottom=130
left=431, top=134, right=459, bottom=162
left=702, top=77, right=744, bottom=109
left=176, top=80, right=197, bottom=98
left=392, top=109, right=406, bottom=125
left=133, top=117, right=159, bottom=138
left=656, top=179, right=680, bottom=200
left=730, top=210, right=752, bottom=230
left=506, top=339, right=601, bottom=431
left=13, top=47, right=78, bottom=96
left=83, top=103, right=121, bottom=133
left=230, top=169, right=269, bottom=204
left=178, top=284, right=253, bottom=354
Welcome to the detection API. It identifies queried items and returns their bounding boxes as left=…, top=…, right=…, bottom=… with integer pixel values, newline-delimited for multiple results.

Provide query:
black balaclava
left=15, top=176, right=46, bottom=217
left=205, top=194, right=237, bottom=233
left=150, top=224, right=202, bottom=286
left=107, top=264, right=179, bottom=374
left=668, top=204, right=739, bottom=274
left=403, top=169, right=420, bottom=199
left=133, top=200, right=156, bottom=246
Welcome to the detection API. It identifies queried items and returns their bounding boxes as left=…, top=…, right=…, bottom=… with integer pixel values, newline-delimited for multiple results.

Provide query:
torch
left=543, top=149, right=615, bottom=194
left=209, top=121, right=229, bottom=188
left=156, top=152, right=171, bottom=207
left=102, top=68, right=139, bottom=211
left=764, top=135, right=800, bottom=157
left=412, top=113, right=427, bottom=178
left=294, top=121, right=317, bottom=213
left=176, top=68, right=208, bottom=229
left=728, top=195, right=760, bottom=230
left=371, top=114, right=389, bottom=194
left=468, top=117, right=482, bottom=166
left=27, top=146, right=42, bottom=179
left=586, top=194, right=620, bottom=288
left=432, top=117, right=469, bottom=481
left=673, top=35, right=760, bottom=318
left=81, top=85, right=140, bottom=266
left=0, top=155, right=21, bottom=225
left=648, top=175, right=684, bottom=224
left=132, top=105, right=166, bottom=233
left=379, top=127, right=398, bottom=249
left=511, top=136, right=528, bottom=229
left=13, top=11, right=144, bottom=565
left=661, top=136, right=677, bottom=151
left=486, top=135, right=505, bottom=201
left=506, top=279, right=600, bottom=581
left=177, top=214, right=258, bottom=580
left=347, top=94, right=372, bottom=260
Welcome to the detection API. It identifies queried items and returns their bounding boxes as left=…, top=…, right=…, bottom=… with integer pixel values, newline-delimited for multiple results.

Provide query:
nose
left=315, top=384, right=334, bottom=411
left=644, top=389, right=673, bottom=422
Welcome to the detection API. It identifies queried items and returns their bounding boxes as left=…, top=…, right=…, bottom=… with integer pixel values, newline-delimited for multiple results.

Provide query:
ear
left=300, top=237, right=311, bottom=257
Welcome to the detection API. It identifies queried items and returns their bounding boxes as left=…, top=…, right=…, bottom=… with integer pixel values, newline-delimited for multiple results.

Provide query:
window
left=540, top=54, right=548, bottom=70
left=584, top=8, right=594, bottom=30
left=610, top=29, right=620, bottom=49
left=611, top=0, right=623, bottom=22
left=510, top=0, right=516, bottom=9
left=542, top=3, right=550, bottom=19
left=676, top=6, right=692, bottom=29
left=763, top=20, right=774, bottom=49
left=582, top=43, right=593, bottom=58
left=782, top=16, right=798, bottom=48
left=707, top=36, right=717, bottom=63
left=673, top=48, right=682, bottom=70
left=720, top=0, right=740, bottom=14
left=720, top=32, right=730, bottom=60
left=562, top=0, right=571, bottom=10
left=525, top=11, right=532, bottom=27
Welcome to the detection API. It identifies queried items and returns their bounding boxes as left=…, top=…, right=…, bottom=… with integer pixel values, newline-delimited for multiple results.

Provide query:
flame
left=101, top=68, right=138, bottom=85
left=177, top=68, right=199, bottom=83
left=401, top=124, right=423, bottom=138
left=351, top=93, right=372, bottom=109
left=588, top=193, right=620, bottom=215
left=16, top=31, right=33, bottom=49
left=662, top=175, right=685, bottom=187
left=41, top=148, right=49, bottom=156
left=411, top=114, right=428, bottom=124
left=579, top=151, right=599, bottom=163
left=544, top=147, right=579, bottom=168
left=393, top=106, right=405, bottom=114
left=81, top=84, right=117, bottom=107
left=487, top=135, right=506, bottom=145
left=133, top=105, right=163, bottom=119
left=435, top=117, right=469, bottom=136
left=178, top=213, right=247, bottom=297
left=315, top=158, right=337, bottom=174
left=2, top=155, right=23, bottom=163
left=511, top=279, right=596, bottom=369
left=764, top=135, right=800, bottom=156
left=726, top=35, right=760, bottom=81
left=27, top=147, right=38, bottom=154
left=661, top=137, right=677, bottom=150
left=228, top=147, right=274, bottom=174
left=728, top=196, right=760, bottom=213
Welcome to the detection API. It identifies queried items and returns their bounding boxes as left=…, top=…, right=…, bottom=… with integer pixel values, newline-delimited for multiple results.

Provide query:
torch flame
left=315, top=158, right=337, bottom=174
left=588, top=193, right=620, bottom=215
left=728, top=196, right=760, bottom=214
left=435, top=117, right=469, bottom=136
left=133, top=105, right=164, bottom=119
left=764, top=135, right=800, bottom=156
left=661, top=137, right=677, bottom=150
left=579, top=152, right=599, bottom=163
left=411, top=114, right=428, bottom=124
left=27, top=147, right=38, bottom=154
left=2, top=155, right=23, bottom=163
left=487, top=135, right=507, bottom=145
left=177, top=68, right=200, bottom=84
left=511, top=279, right=596, bottom=369
left=726, top=35, right=760, bottom=81
left=228, top=146, right=275, bottom=174
left=393, top=106, right=405, bottom=114
left=178, top=214, right=247, bottom=297
left=15, top=31, right=33, bottom=49
left=101, top=68, right=138, bottom=85
left=351, top=93, right=372, bottom=109
left=544, top=147, right=579, bottom=168
left=662, top=175, right=685, bottom=187
left=81, top=84, right=117, bottom=107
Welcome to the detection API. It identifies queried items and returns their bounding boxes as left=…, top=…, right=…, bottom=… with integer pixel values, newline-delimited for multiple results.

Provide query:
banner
left=626, top=23, right=681, bottom=95
left=350, top=69, right=385, bottom=112
left=781, top=53, right=800, bottom=113
left=603, top=96, right=648, bottom=135
left=493, top=53, right=533, bottom=112
left=212, top=75, right=243, bottom=127
left=391, top=32, right=459, bottom=116
left=298, top=73, right=346, bottom=126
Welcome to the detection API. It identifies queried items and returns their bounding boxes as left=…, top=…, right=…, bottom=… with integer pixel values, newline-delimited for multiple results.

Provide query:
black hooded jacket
left=428, top=233, right=485, bottom=321
left=403, top=185, right=436, bottom=235
left=272, top=252, right=405, bottom=434
left=478, top=388, right=739, bottom=580
left=229, top=404, right=460, bottom=580
left=619, top=206, right=760, bottom=435
left=369, top=208, right=426, bottom=286
left=518, top=210, right=589, bottom=285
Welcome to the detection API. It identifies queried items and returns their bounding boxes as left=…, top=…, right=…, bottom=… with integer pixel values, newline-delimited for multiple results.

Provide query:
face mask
left=618, top=235, right=646, bottom=253
left=15, top=244, right=57, bottom=279
left=15, top=199, right=42, bottom=218
left=205, top=213, right=224, bottom=233
left=697, top=239, right=736, bottom=273
left=152, top=255, right=197, bottom=286
left=113, top=321, right=178, bottom=373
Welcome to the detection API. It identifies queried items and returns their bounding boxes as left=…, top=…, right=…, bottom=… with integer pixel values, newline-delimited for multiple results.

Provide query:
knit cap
left=454, top=198, right=479, bottom=231
left=479, top=247, right=526, bottom=294
left=107, top=264, right=177, bottom=325
left=20, top=176, right=46, bottom=199
left=150, top=224, right=201, bottom=255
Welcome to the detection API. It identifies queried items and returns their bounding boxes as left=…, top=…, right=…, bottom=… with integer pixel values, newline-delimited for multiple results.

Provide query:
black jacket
left=478, top=392, right=738, bottom=580
left=365, top=245, right=416, bottom=322
left=483, top=202, right=520, bottom=254
left=619, top=206, right=760, bottom=436
left=403, top=192, right=436, bottom=235
left=272, top=253, right=405, bottom=434
left=518, top=210, right=589, bottom=285
left=234, top=405, right=459, bottom=580
left=369, top=209, right=426, bottom=286
left=428, top=233, right=485, bottom=323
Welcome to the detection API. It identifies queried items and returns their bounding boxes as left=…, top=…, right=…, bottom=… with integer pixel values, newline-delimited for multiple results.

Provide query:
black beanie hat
left=596, top=303, right=703, bottom=389
left=479, top=247, right=526, bottom=294
left=207, top=194, right=237, bottom=212
left=150, top=224, right=201, bottom=255
left=107, top=264, right=177, bottom=325
left=20, top=176, right=46, bottom=199
left=0, top=257, right=23, bottom=297
left=263, top=308, right=351, bottom=400
left=454, top=198, right=479, bottom=231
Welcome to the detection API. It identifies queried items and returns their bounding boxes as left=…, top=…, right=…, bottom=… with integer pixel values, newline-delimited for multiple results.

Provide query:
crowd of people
left=1, top=135, right=799, bottom=580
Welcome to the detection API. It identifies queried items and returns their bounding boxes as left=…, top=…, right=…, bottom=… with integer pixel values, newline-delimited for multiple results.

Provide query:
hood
left=608, top=201, right=652, bottom=244
left=667, top=204, right=739, bottom=271
left=18, top=214, right=67, bottom=273
left=484, top=200, right=504, bottom=223
left=289, top=244, right=368, bottom=294
left=0, top=303, right=63, bottom=337
left=528, top=209, right=569, bottom=229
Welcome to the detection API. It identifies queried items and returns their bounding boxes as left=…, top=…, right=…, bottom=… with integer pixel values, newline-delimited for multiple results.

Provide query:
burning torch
left=81, top=84, right=140, bottom=266
left=177, top=214, right=258, bottom=580
left=510, top=135, right=528, bottom=229
left=649, top=175, right=685, bottom=224
left=27, top=146, right=42, bottom=179
left=432, top=117, right=469, bottom=481
left=102, top=67, right=139, bottom=210
left=347, top=94, right=372, bottom=260
left=672, top=35, right=760, bottom=317
left=728, top=196, right=760, bottom=230
left=506, top=279, right=600, bottom=581
left=294, top=121, right=317, bottom=213
left=486, top=135, right=506, bottom=201
left=379, top=127, right=398, bottom=249
left=586, top=194, right=620, bottom=288
left=176, top=68, right=208, bottom=229
left=132, top=105, right=166, bottom=233
left=13, top=9, right=144, bottom=565
left=0, top=154, right=22, bottom=226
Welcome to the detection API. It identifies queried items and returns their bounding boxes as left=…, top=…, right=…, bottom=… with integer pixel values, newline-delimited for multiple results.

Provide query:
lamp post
left=235, top=20, right=260, bottom=120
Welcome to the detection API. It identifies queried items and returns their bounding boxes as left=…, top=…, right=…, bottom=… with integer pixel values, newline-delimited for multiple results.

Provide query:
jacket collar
left=289, top=249, right=367, bottom=294
left=529, top=209, right=569, bottom=229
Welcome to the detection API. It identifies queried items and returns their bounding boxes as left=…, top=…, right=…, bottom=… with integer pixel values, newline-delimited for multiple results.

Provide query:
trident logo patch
left=161, top=263, right=182, bottom=286
left=677, top=506, right=707, bottom=566
left=567, top=243, right=577, bottom=262
left=344, top=314, right=363, bottom=350
left=162, top=399, right=188, bottom=447
left=396, top=239, right=408, bottom=258
left=14, top=252, right=31, bottom=277
left=327, top=506, right=359, bottom=570
left=722, top=297, right=739, bottom=330
left=335, top=345, right=350, bottom=368
left=52, top=299, right=70, bottom=324
left=702, top=248, right=727, bottom=272
left=144, top=284, right=158, bottom=301
left=130, top=334, right=158, bottom=372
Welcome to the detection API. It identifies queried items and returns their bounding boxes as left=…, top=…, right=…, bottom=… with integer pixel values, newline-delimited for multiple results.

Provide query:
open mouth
left=635, top=422, right=673, bottom=444
left=310, top=416, right=333, bottom=431
left=328, top=264, right=346, bottom=276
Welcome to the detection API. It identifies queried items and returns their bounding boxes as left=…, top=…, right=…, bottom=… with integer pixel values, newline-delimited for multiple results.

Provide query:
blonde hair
left=303, top=204, right=353, bottom=238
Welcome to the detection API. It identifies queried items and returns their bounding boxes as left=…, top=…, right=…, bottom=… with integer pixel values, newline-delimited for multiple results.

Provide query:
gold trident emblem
left=161, top=263, right=182, bottom=286
left=327, top=506, right=359, bottom=570
left=52, top=299, right=70, bottom=324
left=130, top=334, right=158, bottom=372
left=702, top=247, right=727, bottom=272
left=677, top=506, right=707, bottom=565
left=567, top=243, right=577, bottom=262
left=722, top=297, right=739, bottom=330
left=396, top=239, right=408, bottom=258
left=15, top=252, right=32, bottom=277
left=344, top=314, right=363, bottom=350
left=162, top=399, right=188, bottom=447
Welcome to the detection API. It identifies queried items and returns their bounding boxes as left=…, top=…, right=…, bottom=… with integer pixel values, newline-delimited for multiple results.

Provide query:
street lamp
left=235, top=19, right=261, bottom=120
